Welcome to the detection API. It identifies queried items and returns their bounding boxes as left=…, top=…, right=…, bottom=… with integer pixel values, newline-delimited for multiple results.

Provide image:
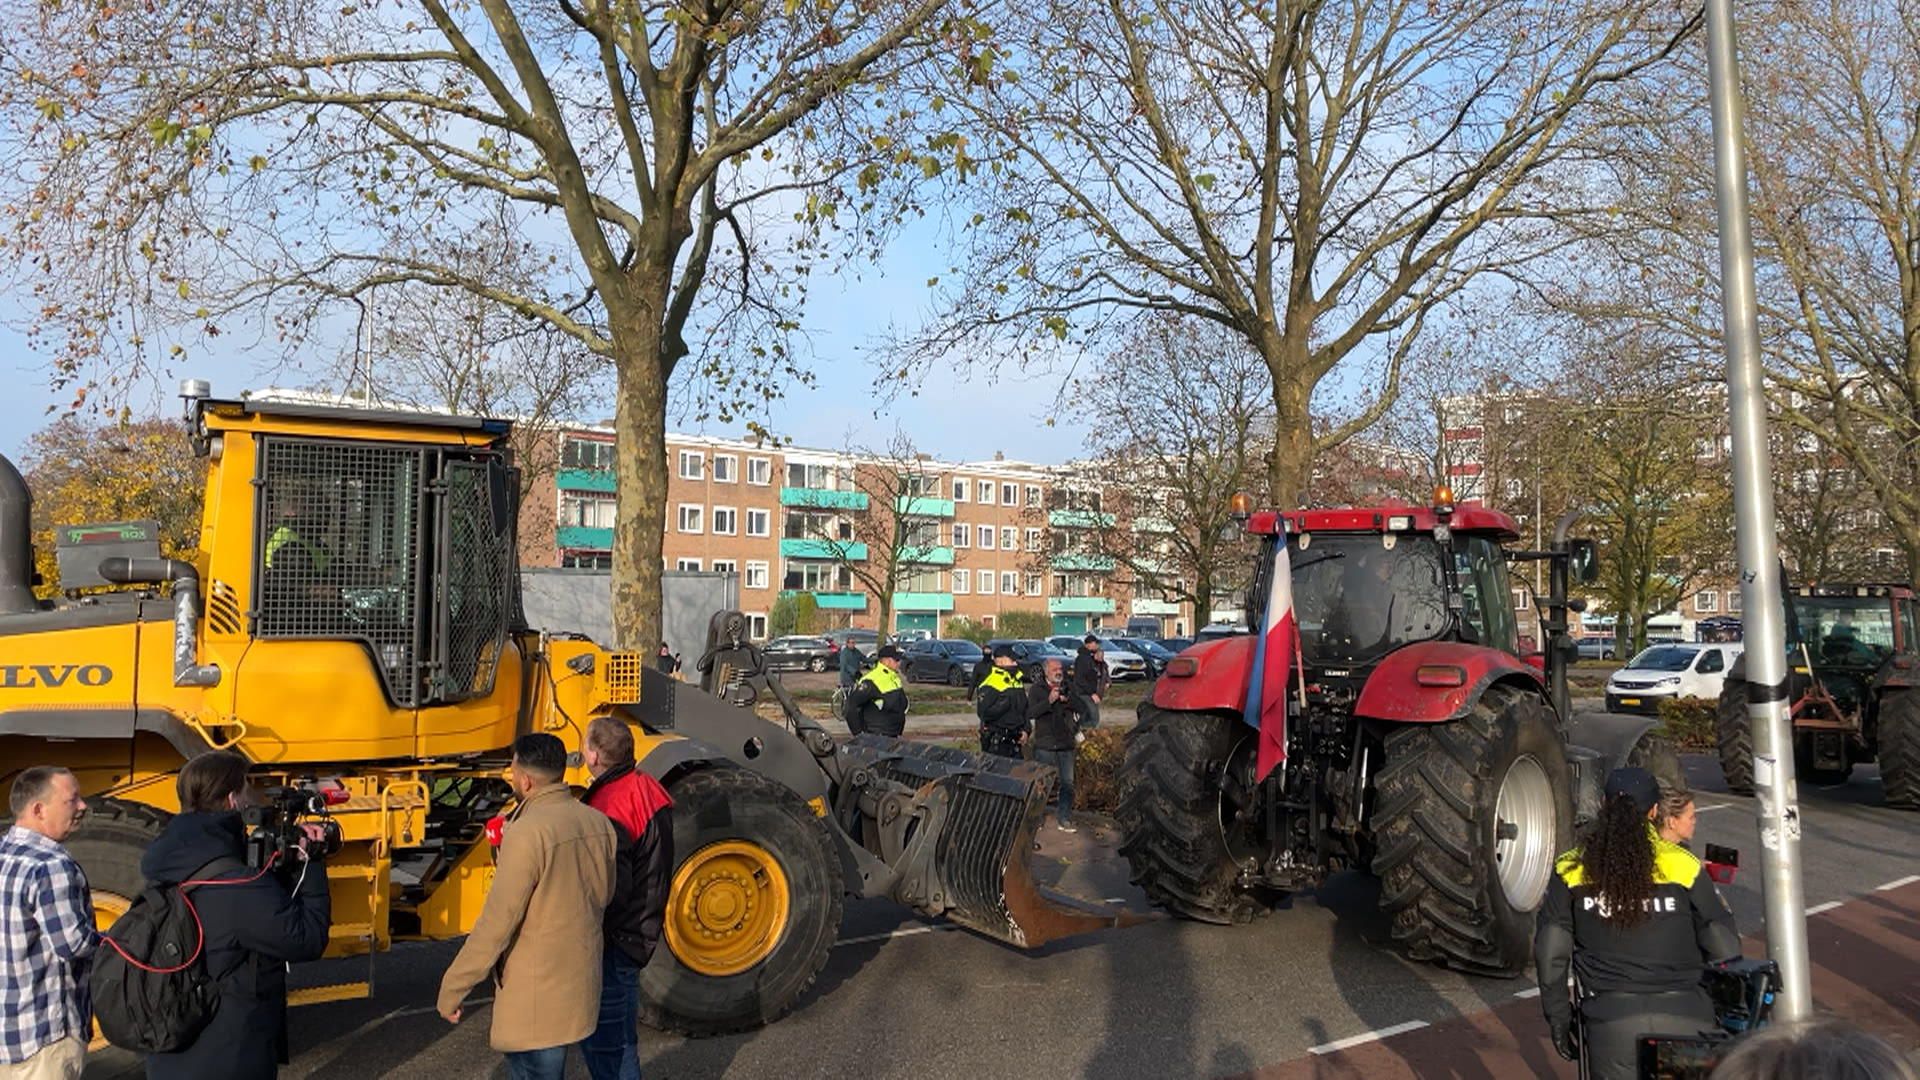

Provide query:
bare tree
left=901, top=0, right=1696, bottom=503
left=0, top=0, right=954, bottom=647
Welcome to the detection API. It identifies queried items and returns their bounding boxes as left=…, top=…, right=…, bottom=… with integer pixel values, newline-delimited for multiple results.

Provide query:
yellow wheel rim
left=91, top=891, right=132, bottom=1050
left=665, top=840, right=791, bottom=977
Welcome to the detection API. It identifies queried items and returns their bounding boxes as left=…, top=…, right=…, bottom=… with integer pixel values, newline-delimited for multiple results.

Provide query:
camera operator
left=139, top=751, right=331, bottom=1080
left=1535, top=767, right=1740, bottom=1080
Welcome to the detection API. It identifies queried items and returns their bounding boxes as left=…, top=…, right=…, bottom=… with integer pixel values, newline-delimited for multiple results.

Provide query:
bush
left=793, top=592, right=821, bottom=635
left=945, top=616, right=993, bottom=645
left=769, top=594, right=798, bottom=638
left=1072, top=727, right=1129, bottom=815
left=1656, top=696, right=1718, bottom=751
left=998, top=609, right=1053, bottom=640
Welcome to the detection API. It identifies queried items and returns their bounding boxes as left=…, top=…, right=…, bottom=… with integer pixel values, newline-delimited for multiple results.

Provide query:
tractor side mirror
left=1568, top=539, right=1600, bottom=584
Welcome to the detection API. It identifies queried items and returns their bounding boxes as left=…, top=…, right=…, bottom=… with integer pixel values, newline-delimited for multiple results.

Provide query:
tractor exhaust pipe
left=0, top=454, right=37, bottom=616
left=98, top=556, right=222, bottom=688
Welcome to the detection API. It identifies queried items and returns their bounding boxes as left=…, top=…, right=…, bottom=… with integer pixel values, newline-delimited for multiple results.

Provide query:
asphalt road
left=84, top=753, right=1920, bottom=1079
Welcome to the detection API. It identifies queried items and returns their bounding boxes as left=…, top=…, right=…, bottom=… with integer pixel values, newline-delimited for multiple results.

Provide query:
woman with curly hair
left=1535, top=768, right=1742, bottom=1080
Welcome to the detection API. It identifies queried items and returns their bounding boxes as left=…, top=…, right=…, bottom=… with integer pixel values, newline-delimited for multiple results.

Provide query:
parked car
left=822, top=627, right=879, bottom=650
left=1113, top=636, right=1176, bottom=678
left=1576, top=636, right=1617, bottom=661
left=1124, top=617, right=1164, bottom=639
left=985, top=639, right=1073, bottom=681
left=1195, top=623, right=1249, bottom=642
left=763, top=635, right=837, bottom=673
left=1045, top=636, right=1150, bottom=681
left=903, top=639, right=987, bottom=685
left=893, top=628, right=933, bottom=645
left=1160, top=637, right=1196, bottom=654
left=1605, top=642, right=1744, bottom=715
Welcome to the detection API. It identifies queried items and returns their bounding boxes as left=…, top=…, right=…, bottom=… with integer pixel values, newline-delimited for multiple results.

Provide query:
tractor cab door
left=1452, top=535, right=1519, bottom=656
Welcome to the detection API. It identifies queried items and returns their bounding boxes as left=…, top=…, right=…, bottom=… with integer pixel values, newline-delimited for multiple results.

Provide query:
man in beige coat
left=439, top=733, right=617, bottom=1080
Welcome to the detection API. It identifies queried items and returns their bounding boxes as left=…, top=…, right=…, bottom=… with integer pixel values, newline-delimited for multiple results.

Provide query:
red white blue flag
left=1243, top=533, right=1298, bottom=781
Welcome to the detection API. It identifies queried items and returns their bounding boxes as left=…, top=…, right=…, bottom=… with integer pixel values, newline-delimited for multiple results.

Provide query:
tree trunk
left=1193, top=568, right=1213, bottom=630
left=609, top=282, right=671, bottom=652
left=1267, top=363, right=1314, bottom=508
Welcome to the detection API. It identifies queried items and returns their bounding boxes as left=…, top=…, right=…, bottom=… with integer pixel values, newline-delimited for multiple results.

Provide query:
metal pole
left=1704, top=0, right=1811, bottom=1021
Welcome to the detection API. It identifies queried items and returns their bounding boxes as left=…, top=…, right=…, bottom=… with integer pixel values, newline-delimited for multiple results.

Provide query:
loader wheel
left=640, top=767, right=843, bottom=1037
left=1116, top=704, right=1275, bottom=924
left=1878, top=689, right=1920, bottom=810
left=64, top=798, right=171, bottom=933
left=1716, top=680, right=1755, bottom=795
left=1371, top=684, right=1572, bottom=976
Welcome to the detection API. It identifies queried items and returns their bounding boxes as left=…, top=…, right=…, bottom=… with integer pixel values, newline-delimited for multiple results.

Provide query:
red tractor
left=1117, top=492, right=1676, bottom=975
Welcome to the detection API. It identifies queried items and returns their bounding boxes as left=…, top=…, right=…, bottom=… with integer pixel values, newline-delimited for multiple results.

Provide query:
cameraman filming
left=1535, top=768, right=1740, bottom=1080
left=140, top=751, right=332, bottom=1080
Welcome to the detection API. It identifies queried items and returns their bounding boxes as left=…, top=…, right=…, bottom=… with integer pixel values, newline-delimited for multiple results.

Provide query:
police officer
left=1535, top=767, right=1740, bottom=1080
left=847, top=644, right=909, bottom=738
left=975, top=646, right=1028, bottom=758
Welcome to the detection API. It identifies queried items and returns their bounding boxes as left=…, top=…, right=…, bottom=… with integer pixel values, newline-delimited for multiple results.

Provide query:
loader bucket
left=837, top=735, right=1137, bottom=949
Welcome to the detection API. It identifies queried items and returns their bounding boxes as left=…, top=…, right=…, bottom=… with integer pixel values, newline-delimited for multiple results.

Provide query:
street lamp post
left=1704, top=0, right=1812, bottom=1021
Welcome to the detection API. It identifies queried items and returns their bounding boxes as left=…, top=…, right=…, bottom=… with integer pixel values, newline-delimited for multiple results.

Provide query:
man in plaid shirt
left=1, top=766, right=97, bottom=1080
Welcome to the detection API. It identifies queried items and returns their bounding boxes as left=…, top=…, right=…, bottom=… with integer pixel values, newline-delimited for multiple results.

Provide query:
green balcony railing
left=895, top=495, right=956, bottom=518
left=1048, top=596, right=1117, bottom=616
left=893, top=592, right=955, bottom=611
left=900, top=545, right=955, bottom=566
left=1049, top=509, right=1117, bottom=529
left=780, top=538, right=869, bottom=561
left=780, top=487, right=869, bottom=511
left=1050, top=552, right=1116, bottom=572
left=555, top=468, right=616, bottom=493
left=779, top=590, right=868, bottom=611
left=555, top=525, right=614, bottom=549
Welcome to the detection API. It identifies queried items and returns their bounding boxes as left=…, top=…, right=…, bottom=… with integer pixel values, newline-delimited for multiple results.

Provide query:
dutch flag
left=1243, top=532, right=1298, bottom=782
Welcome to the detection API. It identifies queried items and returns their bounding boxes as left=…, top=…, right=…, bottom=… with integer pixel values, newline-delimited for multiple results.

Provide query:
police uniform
left=848, top=653, right=909, bottom=738
left=1535, top=771, right=1740, bottom=1080
left=975, top=663, right=1028, bottom=758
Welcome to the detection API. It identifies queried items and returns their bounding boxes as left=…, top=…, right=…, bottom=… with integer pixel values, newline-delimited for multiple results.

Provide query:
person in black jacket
left=140, top=751, right=331, bottom=1080
left=847, top=645, right=910, bottom=737
left=1026, top=659, right=1084, bottom=832
left=974, top=646, right=1029, bottom=758
left=1535, top=768, right=1739, bottom=1080
left=1070, top=636, right=1110, bottom=729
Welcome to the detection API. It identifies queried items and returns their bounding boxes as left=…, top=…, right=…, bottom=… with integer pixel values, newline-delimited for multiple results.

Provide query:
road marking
left=1513, top=987, right=1542, bottom=999
left=1104, top=897, right=1129, bottom=903
left=1806, top=901, right=1844, bottom=916
left=1877, top=875, right=1920, bottom=892
left=1696, top=803, right=1735, bottom=813
left=1309, top=1020, right=1430, bottom=1055
left=834, top=924, right=957, bottom=948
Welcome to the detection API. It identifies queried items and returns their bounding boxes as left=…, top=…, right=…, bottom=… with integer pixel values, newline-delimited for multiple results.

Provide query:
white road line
left=1513, top=987, right=1542, bottom=999
left=1695, top=803, right=1735, bottom=813
left=1805, top=901, right=1845, bottom=916
left=1309, top=1020, right=1430, bottom=1055
left=1876, top=875, right=1920, bottom=892
left=833, top=924, right=955, bottom=948
left=1104, top=897, right=1129, bottom=903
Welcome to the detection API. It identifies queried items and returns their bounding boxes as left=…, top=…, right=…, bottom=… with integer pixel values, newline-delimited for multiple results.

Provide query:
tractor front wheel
left=1371, top=684, right=1572, bottom=976
left=1878, top=689, right=1920, bottom=810
left=1116, top=705, right=1274, bottom=924
left=1716, top=679, right=1756, bottom=795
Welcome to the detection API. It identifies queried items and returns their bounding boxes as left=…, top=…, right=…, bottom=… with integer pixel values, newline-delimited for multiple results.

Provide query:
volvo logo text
left=0, top=664, right=114, bottom=689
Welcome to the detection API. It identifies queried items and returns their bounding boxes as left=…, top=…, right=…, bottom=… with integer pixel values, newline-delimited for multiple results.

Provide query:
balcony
left=780, top=538, right=868, bottom=561
left=900, top=545, right=955, bottom=566
left=779, top=590, right=868, bottom=611
left=1049, top=509, right=1116, bottom=529
left=893, top=592, right=955, bottom=611
left=555, top=468, right=616, bottom=494
left=1049, top=596, right=1117, bottom=616
left=555, top=525, right=614, bottom=550
left=1051, top=552, right=1116, bottom=572
left=1133, top=515, right=1174, bottom=533
left=780, top=487, right=869, bottom=511
left=895, top=495, right=955, bottom=518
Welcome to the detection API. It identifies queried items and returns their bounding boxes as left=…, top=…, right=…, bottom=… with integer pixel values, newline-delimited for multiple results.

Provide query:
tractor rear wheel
left=1878, top=689, right=1920, bottom=810
left=64, top=798, right=171, bottom=933
left=639, top=766, right=844, bottom=1036
left=1716, top=679, right=1755, bottom=795
left=1116, top=705, right=1274, bottom=924
left=1371, top=684, right=1572, bottom=976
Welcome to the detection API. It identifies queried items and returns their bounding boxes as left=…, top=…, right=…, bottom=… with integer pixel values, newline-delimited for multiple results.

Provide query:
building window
left=978, top=524, right=995, bottom=549
left=900, top=568, right=944, bottom=593
left=747, top=457, right=772, bottom=485
left=713, top=455, right=737, bottom=483
left=676, top=558, right=702, bottom=572
left=747, top=613, right=768, bottom=639
left=979, top=570, right=994, bottom=595
left=1695, top=591, right=1718, bottom=614
left=953, top=569, right=970, bottom=593
left=1026, top=485, right=1042, bottom=508
left=978, top=481, right=995, bottom=506
left=745, top=509, right=771, bottom=537
left=677, top=450, right=704, bottom=480
left=1001, top=526, right=1017, bottom=550
left=561, top=437, right=615, bottom=470
left=953, top=478, right=969, bottom=502
left=1728, top=590, right=1742, bottom=613
left=677, top=504, right=703, bottom=533
left=784, top=562, right=852, bottom=591
left=1002, top=571, right=1018, bottom=595
left=1025, top=528, right=1042, bottom=552
left=745, top=561, right=769, bottom=590
left=560, top=494, right=616, bottom=528
left=786, top=462, right=838, bottom=490
left=786, top=510, right=853, bottom=541
left=711, top=559, right=737, bottom=575
left=712, top=507, right=737, bottom=535
left=953, top=523, right=970, bottom=548
left=982, top=615, right=996, bottom=630
left=1001, top=482, right=1017, bottom=505
left=562, top=552, right=612, bottom=570
left=1026, top=573, right=1043, bottom=596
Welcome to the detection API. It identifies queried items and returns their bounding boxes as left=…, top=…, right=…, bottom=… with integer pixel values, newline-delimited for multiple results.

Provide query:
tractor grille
left=598, top=652, right=643, bottom=704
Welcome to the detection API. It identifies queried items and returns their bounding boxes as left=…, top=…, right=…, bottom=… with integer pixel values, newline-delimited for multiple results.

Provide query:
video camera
left=240, top=785, right=345, bottom=870
left=1634, top=957, right=1780, bottom=1078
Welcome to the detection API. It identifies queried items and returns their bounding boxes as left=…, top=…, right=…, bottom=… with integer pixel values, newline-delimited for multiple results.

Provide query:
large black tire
left=1371, top=684, right=1573, bottom=976
left=639, top=767, right=844, bottom=1037
left=1115, top=705, right=1272, bottom=924
left=63, top=798, right=171, bottom=927
left=1716, top=679, right=1755, bottom=795
left=1878, top=689, right=1920, bottom=810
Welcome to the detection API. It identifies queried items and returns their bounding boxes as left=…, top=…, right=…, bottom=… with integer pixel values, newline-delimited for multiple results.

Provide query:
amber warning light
left=1228, top=492, right=1254, bottom=520
left=1432, top=484, right=1455, bottom=508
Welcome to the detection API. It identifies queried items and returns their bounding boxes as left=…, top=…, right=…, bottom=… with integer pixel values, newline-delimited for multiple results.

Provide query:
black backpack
left=91, top=857, right=246, bottom=1053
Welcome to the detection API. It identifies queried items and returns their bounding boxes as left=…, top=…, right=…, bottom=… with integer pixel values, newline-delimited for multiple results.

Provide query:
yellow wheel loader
left=0, top=384, right=1122, bottom=1035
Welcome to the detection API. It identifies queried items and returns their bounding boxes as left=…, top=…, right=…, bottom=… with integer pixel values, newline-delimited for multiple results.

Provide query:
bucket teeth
left=838, top=735, right=1131, bottom=948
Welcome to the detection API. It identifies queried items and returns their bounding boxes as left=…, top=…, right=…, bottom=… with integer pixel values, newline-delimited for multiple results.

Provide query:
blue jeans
left=581, top=947, right=644, bottom=1080
left=1035, top=748, right=1075, bottom=824
left=505, top=1045, right=568, bottom=1080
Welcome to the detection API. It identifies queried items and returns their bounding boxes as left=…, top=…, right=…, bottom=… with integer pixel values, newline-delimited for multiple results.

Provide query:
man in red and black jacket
left=580, top=716, right=675, bottom=1080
